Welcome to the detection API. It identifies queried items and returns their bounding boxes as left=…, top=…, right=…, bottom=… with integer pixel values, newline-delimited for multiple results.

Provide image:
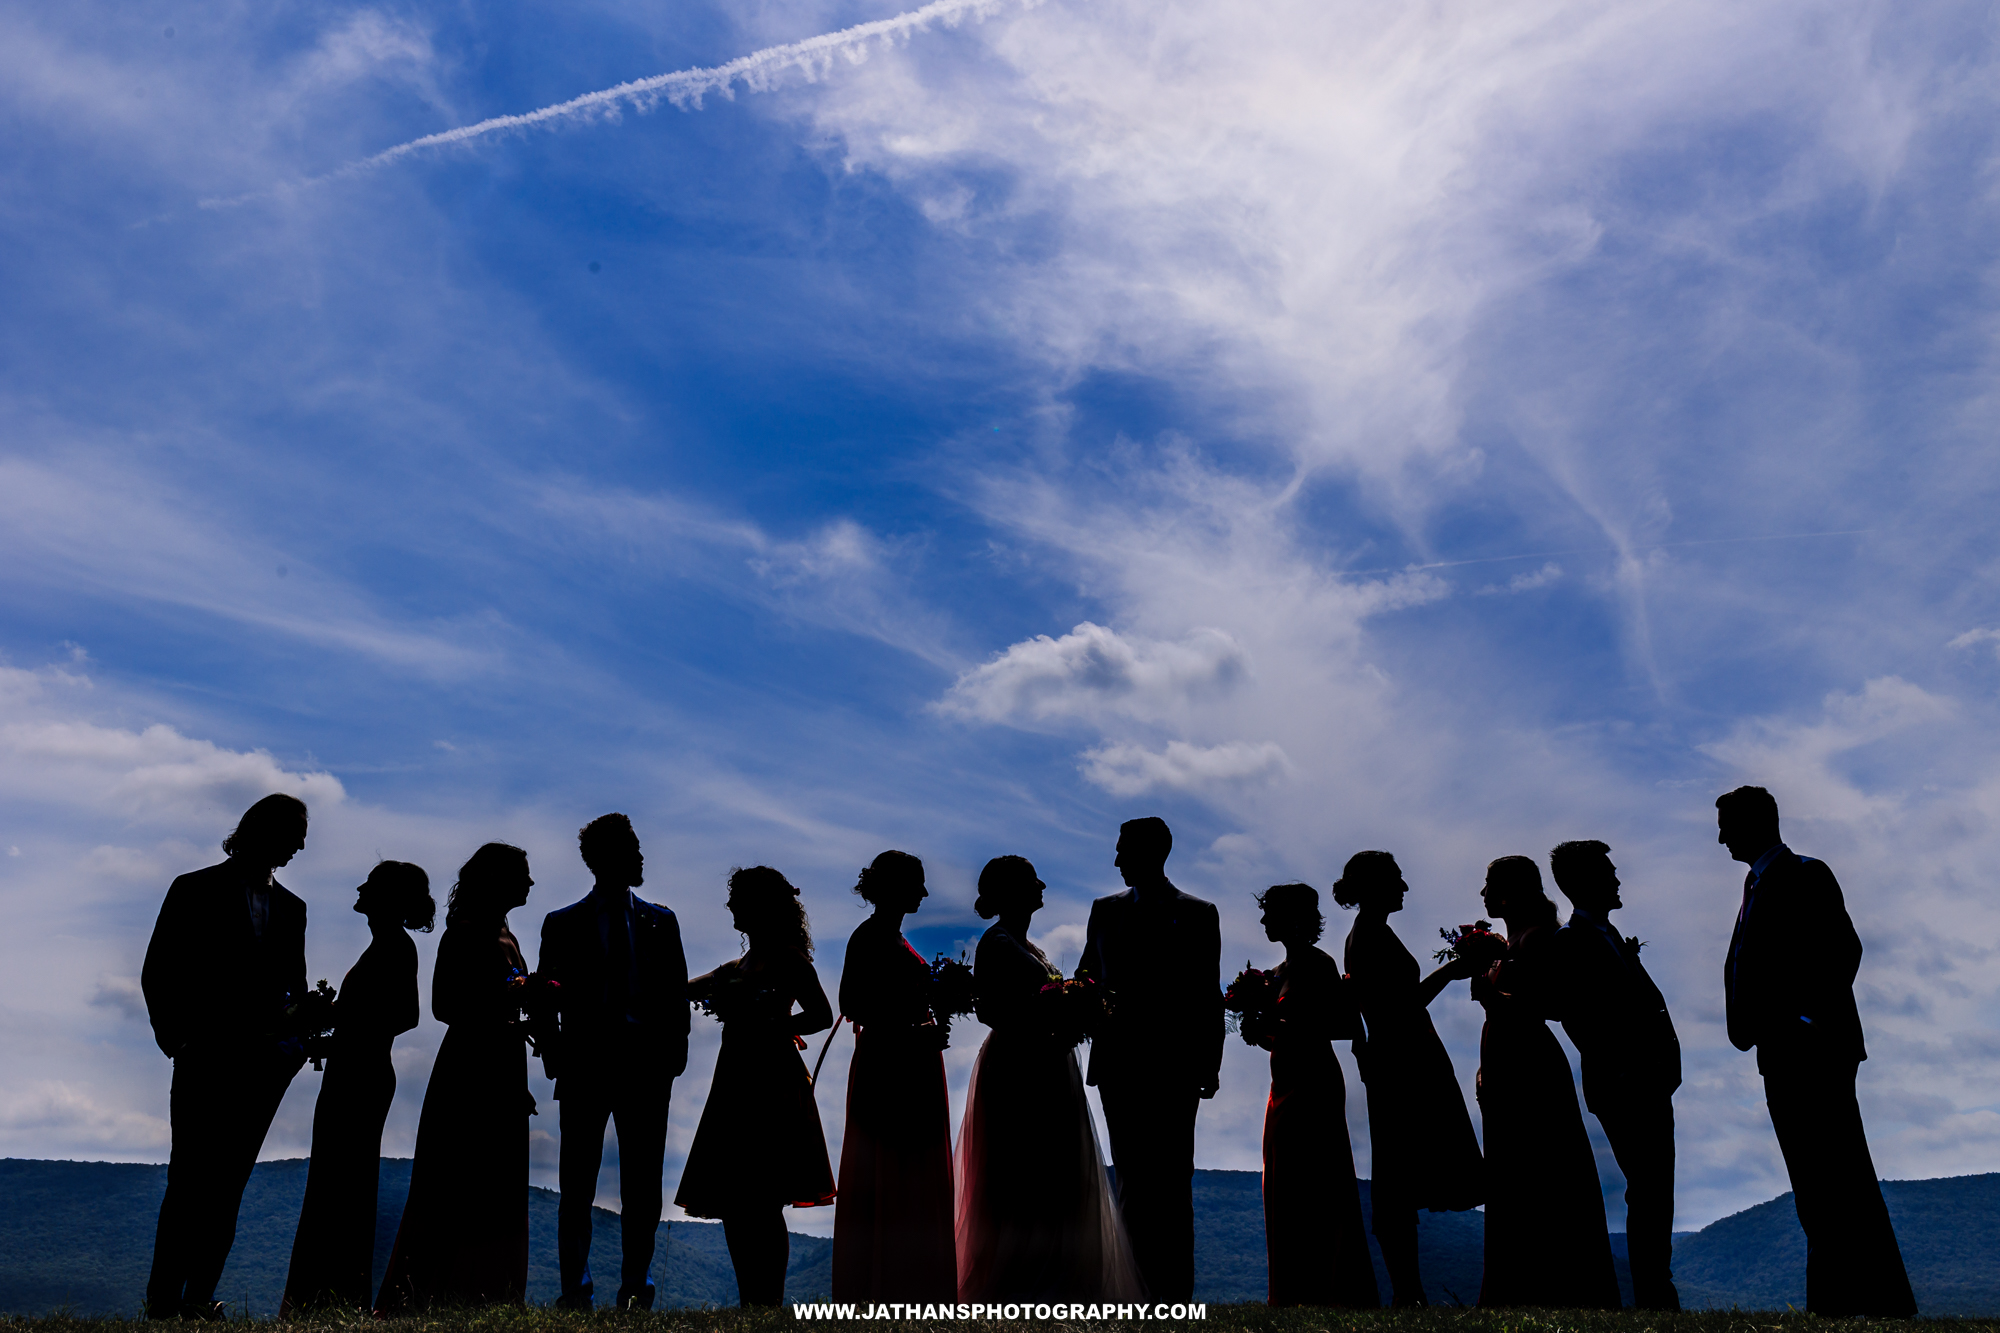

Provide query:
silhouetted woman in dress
left=1251, top=883, right=1379, bottom=1308
left=677, top=866, right=837, bottom=1306
left=1472, top=855, right=1618, bottom=1310
left=954, top=855, right=1141, bottom=1302
left=282, top=861, right=434, bottom=1313
left=831, top=850, right=957, bottom=1304
left=375, top=843, right=536, bottom=1312
left=1336, top=850, right=1483, bottom=1306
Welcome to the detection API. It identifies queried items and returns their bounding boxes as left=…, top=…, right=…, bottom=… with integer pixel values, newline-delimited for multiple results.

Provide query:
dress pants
left=1762, top=1056, right=1916, bottom=1317
left=1590, top=1091, right=1678, bottom=1309
left=147, top=1048, right=299, bottom=1313
left=1097, top=1081, right=1199, bottom=1302
left=558, top=1069, right=673, bottom=1307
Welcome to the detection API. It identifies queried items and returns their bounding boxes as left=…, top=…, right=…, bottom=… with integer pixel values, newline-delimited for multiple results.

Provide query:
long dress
left=831, top=917, right=957, bottom=1303
left=953, top=923, right=1143, bottom=1303
left=374, top=921, right=531, bottom=1312
left=1474, top=919, right=1620, bottom=1309
left=282, top=926, right=420, bottom=1312
left=1342, top=920, right=1484, bottom=1233
left=1260, top=947, right=1380, bottom=1308
left=674, top=947, right=838, bottom=1218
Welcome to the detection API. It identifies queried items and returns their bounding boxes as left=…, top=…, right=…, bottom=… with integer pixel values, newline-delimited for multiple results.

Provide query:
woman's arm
left=789, top=953, right=834, bottom=1038
left=1417, top=958, right=1474, bottom=1007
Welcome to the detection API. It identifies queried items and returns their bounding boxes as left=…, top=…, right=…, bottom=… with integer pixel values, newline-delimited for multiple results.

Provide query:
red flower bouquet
left=285, top=979, right=339, bottom=1069
left=1434, top=920, right=1510, bottom=969
left=1222, top=964, right=1277, bottom=1044
left=1037, top=974, right=1104, bottom=1047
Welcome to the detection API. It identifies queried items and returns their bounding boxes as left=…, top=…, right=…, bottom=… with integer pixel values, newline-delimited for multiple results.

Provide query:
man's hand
left=1198, top=1079, right=1219, bottom=1100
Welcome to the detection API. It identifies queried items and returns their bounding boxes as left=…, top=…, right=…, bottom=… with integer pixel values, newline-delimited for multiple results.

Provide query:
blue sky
left=3, top=0, right=2000, bottom=1243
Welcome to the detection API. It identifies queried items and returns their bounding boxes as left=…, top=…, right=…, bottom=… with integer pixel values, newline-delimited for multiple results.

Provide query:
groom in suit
left=539, top=813, right=690, bottom=1310
left=1550, top=839, right=1682, bottom=1310
left=1077, top=817, right=1223, bottom=1301
left=142, top=794, right=312, bottom=1320
left=1718, top=785, right=1915, bottom=1316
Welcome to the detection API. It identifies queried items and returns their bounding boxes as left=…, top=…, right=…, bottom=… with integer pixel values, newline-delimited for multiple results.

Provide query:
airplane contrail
left=201, top=0, right=1034, bottom=209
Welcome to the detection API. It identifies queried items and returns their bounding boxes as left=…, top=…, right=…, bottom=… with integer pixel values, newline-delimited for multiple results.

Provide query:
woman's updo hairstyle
left=854, top=849, right=924, bottom=905
left=974, top=855, right=1037, bottom=920
left=1485, top=854, right=1557, bottom=926
left=1254, top=882, right=1324, bottom=943
left=447, top=842, right=528, bottom=925
left=369, top=860, right=436, bottom=932
left=1331, top=849, right=1400, bottom=909
left=728, top=865, right=814, bottom=957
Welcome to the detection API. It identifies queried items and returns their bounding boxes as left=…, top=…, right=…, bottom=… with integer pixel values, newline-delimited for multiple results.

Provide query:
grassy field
left=3, top=1307, right=1996, bottom=1333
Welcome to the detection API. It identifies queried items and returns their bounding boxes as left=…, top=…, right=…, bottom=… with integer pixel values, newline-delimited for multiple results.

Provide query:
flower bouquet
left=509, top=970, right=563, bottom=1074
left=285, top=979, right=339, bottom=1069
left=928, top=952, right=977, bottom=1047
left=1434, top=920, right=1511, bottom=970
left=689, top=964, right=781, bottom=1025
left=1222, top=964, right=1277, bottom=1045
left=1037, top=974, right=1104, bottom=1047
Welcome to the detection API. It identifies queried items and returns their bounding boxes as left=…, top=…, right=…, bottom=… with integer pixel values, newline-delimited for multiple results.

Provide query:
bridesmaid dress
left=1342, top=917, right=1483, bottom=1286
left=1259, top=946, right=1379, bottom=1308
left=281, top=924, right=419, bottom=1311
left=830, top=916, right=958, bottom=1303
left=674, top=947, right=838, bottom=1219
left=374, top=920, right=531, bottom=1312
left=1473, top=919, right=1620, bottom=1309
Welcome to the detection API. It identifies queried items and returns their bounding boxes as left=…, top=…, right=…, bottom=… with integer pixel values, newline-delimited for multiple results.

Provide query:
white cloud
left=1700, top=677, right=1957, bottom=821
left=1080, top=738, right=1291, bottom=796
left=939, top=621, right=1247, bottom=725
left=0, top=663, right=346, bottom=824
left=0, top=456, right=491, bottom=678
left=1477, top=561, right=1564, bottom=595
left=1949, top=627, right=2000, bottom=660
left=0, top=1081, right=170, bottom=1155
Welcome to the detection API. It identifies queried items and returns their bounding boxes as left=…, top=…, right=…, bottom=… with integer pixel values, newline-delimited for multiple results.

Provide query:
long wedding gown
left=953, top=923, right=1143, bottom=1303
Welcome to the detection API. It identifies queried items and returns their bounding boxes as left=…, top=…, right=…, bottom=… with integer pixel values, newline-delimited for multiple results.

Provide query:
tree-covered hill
left=3, top=1160, right=1997, bottom=1316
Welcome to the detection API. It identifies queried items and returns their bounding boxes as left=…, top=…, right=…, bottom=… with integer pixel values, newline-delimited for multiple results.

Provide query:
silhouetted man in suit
left=142, top=794, right=311, bottom=1320
left=1076, top=817, right=1223, bottom=1301
left=1550, top=839, right=1682, bottom=1310
left=1718, top=785, right=1915, bottom=1316
left=539, top=813, right=690, bottom=1310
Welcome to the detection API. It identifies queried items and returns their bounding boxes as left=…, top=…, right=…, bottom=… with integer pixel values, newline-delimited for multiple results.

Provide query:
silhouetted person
left=1718, top=785, right=1916, bottom=1316
left=954, top=856, right=1142, bottom=1301
left=832, top=851, right=958, bottom=1304
left=375, top=844, right=538, bottom=1312
left=1547, top=839, right=1681, bottom=1310
left=676, top=867, right=836, bottom=1306
left=282, top=861, right=433, bottom=1314
left=1076, top=817, right=1222, bottom=1302
left=1473, top=856, right=1619, bottom=1310
left=1250, top=884, right=1378, bottom=1309
left=142, top=794, right=311, bottom=1320
left=1335, top=851, right=1483, bottom=1307
left=539, top=814, right=689, bottom=1310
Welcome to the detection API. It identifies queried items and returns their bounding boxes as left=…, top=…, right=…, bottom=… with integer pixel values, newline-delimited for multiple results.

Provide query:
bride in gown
left=954, top=855, right=1143, bottom=1303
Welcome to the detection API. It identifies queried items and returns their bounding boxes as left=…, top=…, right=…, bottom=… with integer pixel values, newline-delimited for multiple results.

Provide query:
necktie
left=608, top=902, right=633, bottom=1016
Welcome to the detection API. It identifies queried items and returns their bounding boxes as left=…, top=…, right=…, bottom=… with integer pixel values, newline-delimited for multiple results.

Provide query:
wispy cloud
left=201, top=0, right=1039, bottom=207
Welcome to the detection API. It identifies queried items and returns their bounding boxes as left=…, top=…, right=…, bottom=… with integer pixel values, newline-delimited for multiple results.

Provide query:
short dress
left=675, top=948, right=837, bottom=1218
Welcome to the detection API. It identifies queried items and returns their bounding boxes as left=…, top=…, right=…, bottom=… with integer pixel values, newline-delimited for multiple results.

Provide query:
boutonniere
left=1625, top=936, right=1645, bottom=954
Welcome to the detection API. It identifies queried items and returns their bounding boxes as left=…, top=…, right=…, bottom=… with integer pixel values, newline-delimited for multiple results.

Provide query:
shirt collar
left=1748, top=843, right=1789, bottom=884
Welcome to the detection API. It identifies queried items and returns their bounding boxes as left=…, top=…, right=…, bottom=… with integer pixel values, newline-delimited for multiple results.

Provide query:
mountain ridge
left=2, top=1160, right=1995, bottom=1315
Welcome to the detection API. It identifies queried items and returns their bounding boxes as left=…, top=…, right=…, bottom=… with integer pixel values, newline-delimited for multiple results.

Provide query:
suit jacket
left=1076, top=884, right=1224, bottom=1091
left=1553, top=914, right=1681, bottom=1111
left=538, top=889, right=690, bottom=1093
left=1723, top=846, right=1867, bottom=1067
left=141, top=860, right=308, bottom=1059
